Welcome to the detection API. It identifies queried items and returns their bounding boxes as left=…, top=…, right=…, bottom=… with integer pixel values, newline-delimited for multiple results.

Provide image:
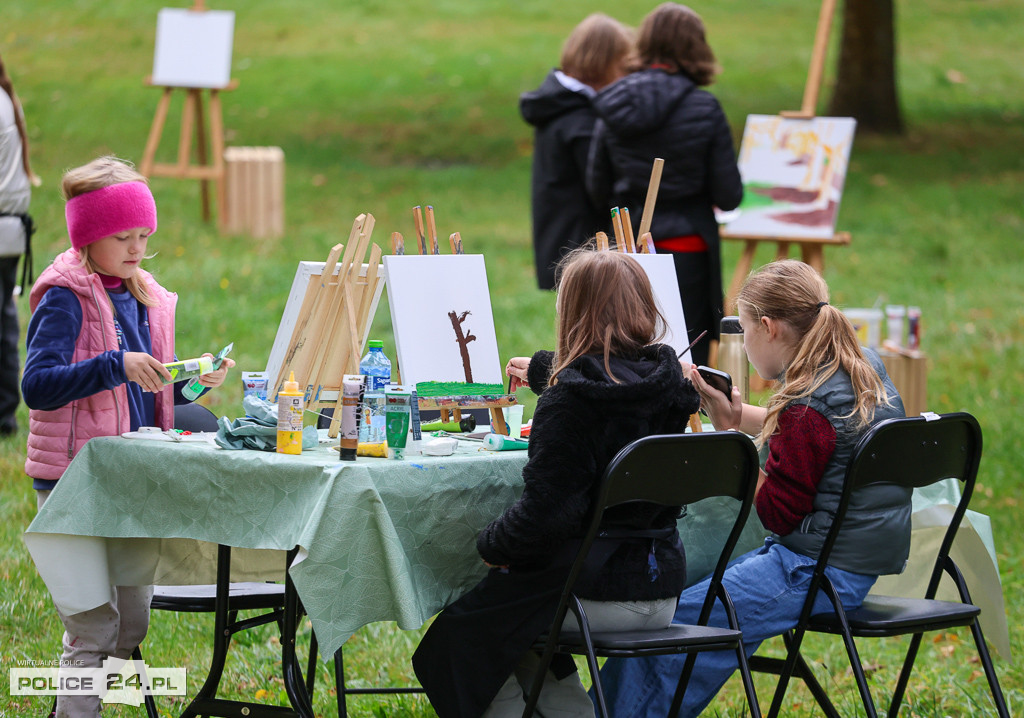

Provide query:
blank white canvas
left=265, top=261, right=385, bottom=391
left=383, top=255, right=503, bottom=388
left=627, top=254, right=693, bottom=362
left=152, top=8, right=235, bottom=89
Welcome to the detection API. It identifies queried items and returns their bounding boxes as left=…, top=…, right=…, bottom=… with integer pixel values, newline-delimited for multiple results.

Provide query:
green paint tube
left=384, top=385, right=412, bottom=460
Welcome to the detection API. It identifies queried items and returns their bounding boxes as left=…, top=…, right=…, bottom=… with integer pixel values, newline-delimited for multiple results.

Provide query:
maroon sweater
left=756, top=404, right=837, bottom=536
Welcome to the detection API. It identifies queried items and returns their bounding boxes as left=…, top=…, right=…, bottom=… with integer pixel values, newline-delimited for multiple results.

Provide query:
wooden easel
left=275, top=214, right=383, bottom=438
left=140, top=0, right=235, bottom=224
left=391, top=207, right=514, bottom=436
left=721, top=0, right=850, bottom=314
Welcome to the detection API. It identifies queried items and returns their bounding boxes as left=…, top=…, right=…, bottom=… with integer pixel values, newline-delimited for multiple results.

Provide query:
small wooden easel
left=275, top=214, right=383, bottom=438
left=721, top=0, right=850, bottom=313
left=140, top=0, right=236, bottom=224
left=391, top=206, right=514, bottom=436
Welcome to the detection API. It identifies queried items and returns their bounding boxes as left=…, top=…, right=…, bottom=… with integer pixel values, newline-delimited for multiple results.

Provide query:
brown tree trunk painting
left=448, top=310, right=476, bottom=382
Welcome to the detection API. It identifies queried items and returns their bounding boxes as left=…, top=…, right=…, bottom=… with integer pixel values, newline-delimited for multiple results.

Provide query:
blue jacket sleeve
left=22, top=287, right=128, bottom=411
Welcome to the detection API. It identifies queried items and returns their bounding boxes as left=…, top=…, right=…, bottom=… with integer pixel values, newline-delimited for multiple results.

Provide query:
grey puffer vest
left=777, top=349, right=910, bottom=575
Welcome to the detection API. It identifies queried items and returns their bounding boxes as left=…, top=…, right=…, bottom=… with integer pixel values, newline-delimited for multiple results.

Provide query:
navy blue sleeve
left=22, top=287, right=128, bottom=411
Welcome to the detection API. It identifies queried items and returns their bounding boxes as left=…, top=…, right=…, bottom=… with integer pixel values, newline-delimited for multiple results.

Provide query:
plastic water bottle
left=358, top=340, right=391, bottom=443
left=359, top=340, right=391, bottom=391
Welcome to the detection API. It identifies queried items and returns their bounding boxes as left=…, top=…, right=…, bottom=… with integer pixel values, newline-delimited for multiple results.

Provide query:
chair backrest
left=557, top=431, right=760, bottom=627
left=814, top=411, right=982, bottom=600
left=174, top=402, right=221, bottom=432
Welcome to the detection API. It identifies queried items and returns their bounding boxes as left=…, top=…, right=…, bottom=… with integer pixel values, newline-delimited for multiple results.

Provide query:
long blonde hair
left=61, top=156, right=157, bottom=307
left=550, top=247, right=666, bottom=385
left=738, top=260, right=890, bottom=444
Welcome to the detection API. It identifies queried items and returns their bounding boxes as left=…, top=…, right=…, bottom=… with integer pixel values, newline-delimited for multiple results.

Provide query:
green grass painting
left=2, top=0, right=1022, bottom=715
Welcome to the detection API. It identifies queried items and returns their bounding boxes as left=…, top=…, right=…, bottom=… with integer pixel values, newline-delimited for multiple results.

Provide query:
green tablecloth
left=23, top=433, right=1008, bottom=661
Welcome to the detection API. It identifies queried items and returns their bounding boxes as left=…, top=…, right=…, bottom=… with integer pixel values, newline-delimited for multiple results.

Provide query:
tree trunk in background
left=827, top=0, right=904, bottom=134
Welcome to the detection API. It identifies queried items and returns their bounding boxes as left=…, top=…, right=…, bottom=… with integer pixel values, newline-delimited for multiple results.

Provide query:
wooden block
left=222, top=146, right=285, bottom=238
left=880, top=350, right=928, bottom=417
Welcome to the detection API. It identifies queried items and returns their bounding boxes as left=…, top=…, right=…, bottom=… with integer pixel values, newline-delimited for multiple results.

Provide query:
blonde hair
left=560, top=13, right=634, bottom=89
left=737, top=260, right=890, bottom=445
left=550, top=247, right=666, bottom=385
left=62, top=157, right=156, bottom=307
left=637, top=3, right=719, bottom=86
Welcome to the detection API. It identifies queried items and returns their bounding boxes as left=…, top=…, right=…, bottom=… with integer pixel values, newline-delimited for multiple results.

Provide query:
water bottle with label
left=358, top=340, right=391, bottom=443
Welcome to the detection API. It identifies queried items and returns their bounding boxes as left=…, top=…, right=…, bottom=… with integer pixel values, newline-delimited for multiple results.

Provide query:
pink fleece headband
left=65, top=181, right=158, bottom=250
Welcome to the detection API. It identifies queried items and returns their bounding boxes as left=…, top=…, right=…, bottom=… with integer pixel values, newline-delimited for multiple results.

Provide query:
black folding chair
left=522, top=432, right=763, bottom=718
left=753, top=411, right=1008, bottom=718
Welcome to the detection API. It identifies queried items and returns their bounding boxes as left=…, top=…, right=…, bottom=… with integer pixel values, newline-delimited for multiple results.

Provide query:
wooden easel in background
left=275, top=214, right=383, bottom=438
left=721, top=0, right=850, bottom=314
left=140, top=0, right=235, bottom=224
left=391, top=207, right=513, bottom=436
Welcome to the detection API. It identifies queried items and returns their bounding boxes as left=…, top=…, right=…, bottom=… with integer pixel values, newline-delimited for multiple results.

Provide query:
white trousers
left=483, top=597, right=677, bottom=718
left=38, top=490, right=154, bottom=718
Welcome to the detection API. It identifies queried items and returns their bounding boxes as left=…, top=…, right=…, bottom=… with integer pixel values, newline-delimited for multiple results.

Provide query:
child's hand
left=505, top=357, right=531, bottom=392
left=124, top=352, right=173, bottom=393
left=688, top=365, right=743, bottom=431
left=195, top=353, right=236, bottom=390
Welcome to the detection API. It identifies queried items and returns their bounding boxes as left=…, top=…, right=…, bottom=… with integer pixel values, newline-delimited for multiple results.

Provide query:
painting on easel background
left=383, top=255, right=504, bottom=393
left=722, top=115, right=856, bottom=240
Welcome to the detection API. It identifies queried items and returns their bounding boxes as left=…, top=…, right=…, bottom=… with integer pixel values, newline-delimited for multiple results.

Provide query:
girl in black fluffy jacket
left=412, top=249, right=700, bottom=717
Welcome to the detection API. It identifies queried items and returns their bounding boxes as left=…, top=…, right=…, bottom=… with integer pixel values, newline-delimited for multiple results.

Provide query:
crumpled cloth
left=215, top=394, right=319, bottom=451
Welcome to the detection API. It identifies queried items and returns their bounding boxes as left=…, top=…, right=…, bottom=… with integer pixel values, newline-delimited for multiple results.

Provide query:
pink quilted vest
left=25, top=248, right=177, bottom=480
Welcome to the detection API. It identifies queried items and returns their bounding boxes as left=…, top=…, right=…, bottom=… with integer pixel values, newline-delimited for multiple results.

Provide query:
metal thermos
left=718, top=316, right=749, bottom=403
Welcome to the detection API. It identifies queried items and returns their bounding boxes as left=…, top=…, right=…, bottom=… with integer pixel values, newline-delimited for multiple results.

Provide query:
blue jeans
left=596, top=539, right=877, bottom=718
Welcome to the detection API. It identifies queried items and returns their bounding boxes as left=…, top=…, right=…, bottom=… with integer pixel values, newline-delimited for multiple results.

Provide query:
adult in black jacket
left=412, top=250, right=700, bottom=718
left=520, top=13, right=632, bottom=290
left=587, top=3, right=743, bottom=366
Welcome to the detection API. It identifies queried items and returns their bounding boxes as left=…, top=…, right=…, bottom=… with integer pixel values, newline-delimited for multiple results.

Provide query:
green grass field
left=2, top=0, right=1022, bottom=715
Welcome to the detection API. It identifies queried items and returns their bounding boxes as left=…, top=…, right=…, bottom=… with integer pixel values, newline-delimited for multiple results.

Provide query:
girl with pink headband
left=21, top=156, right=235, bottom=718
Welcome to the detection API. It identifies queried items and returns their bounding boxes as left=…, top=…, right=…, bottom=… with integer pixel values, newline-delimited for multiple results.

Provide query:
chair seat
left=809, top=594, right=981, bottom=636
left=537, top=623, right=743, bottom=658
left=151, top=582, right=285, bottom=612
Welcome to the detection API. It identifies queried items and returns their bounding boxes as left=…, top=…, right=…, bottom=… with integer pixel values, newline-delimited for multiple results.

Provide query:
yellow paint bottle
left=276, top=371, right=304, bottom=455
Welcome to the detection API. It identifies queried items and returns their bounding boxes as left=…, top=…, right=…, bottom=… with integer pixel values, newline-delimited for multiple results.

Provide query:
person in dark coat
left=587, top=3, right=743, bottom=366
left=412, top=249, right=700, bottom=717
left=520, top=14, right=633, bottom=290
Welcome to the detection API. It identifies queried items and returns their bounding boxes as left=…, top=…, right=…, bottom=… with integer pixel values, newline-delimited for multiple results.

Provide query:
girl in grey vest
left=599, top=259, right=909, bottom=717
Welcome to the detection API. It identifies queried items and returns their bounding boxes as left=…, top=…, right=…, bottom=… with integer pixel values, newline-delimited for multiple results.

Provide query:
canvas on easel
left=141, top=2, right=237, bottom=224
left=724, top=114, right=856, bottom=240
left=270, top=214, right=384, bottom=437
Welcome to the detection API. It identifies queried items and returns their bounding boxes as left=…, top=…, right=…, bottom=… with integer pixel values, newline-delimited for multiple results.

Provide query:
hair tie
left=816, top=301, right=828, bottom=313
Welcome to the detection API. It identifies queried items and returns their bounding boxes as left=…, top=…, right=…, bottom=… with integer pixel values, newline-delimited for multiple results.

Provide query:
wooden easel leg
left=801, top=244, right=825, bottom=273
left=775, top=241, right=792, bottom=262
left=194, top=90, right=211, bottom=222
left=177, top=90, right=197, bottom=177
left=141, top=88, right=173, bottom=177
left=210, top=90, right=227, bottom=230
left=489, top=408, right=508, bottom=436
left=687, top=413, right=703, bottom=433
left=725, top=240, right=758, bottom=315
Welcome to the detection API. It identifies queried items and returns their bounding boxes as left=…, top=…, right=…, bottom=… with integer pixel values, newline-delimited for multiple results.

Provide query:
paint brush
left=449, top=231, right=464, bottom=254
left=610, top=207, right=626, bottom=252
left=391, top=231, right=405, bottom=255
left=413, top=206, right=428, bottom=254
left=595, top=231, right=609, bottom=252
left=426, top=205, right=440, bottom=254
left=677, top=329, right=708, bottom=359
left=621, top=207, right=636, bottom=252
left=638, top=158, right=664, bottom=240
